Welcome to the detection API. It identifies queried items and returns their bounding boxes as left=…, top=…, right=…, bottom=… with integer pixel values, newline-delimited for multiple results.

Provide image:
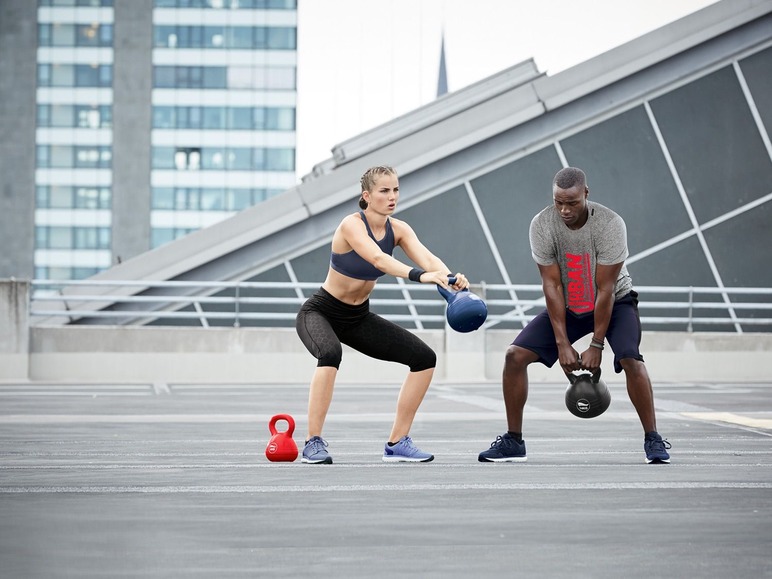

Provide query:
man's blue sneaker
left=382, top=436, right=434, bottom=462
left=478, top=433, right=527, bottom=462
left=644, top=432, right=671, bottom=464
left=302, top=436, right=332, bottom=464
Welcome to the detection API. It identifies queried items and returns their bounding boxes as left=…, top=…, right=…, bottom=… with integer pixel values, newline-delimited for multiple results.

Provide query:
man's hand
left=558, top=344, right=582, bottom=373
left=579, top=346, right=602, bottom=372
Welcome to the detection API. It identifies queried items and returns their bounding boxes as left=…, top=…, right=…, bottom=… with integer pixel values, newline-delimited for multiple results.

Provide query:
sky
left=294, top=0, right=720, bottom=180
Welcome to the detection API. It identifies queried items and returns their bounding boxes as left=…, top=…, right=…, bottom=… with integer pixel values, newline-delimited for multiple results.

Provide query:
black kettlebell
left=565, top=368, right=611, bottom=419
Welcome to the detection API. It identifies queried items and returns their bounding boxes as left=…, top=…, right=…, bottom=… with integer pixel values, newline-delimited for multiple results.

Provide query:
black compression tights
left=295, top=287, right=436, bottom=372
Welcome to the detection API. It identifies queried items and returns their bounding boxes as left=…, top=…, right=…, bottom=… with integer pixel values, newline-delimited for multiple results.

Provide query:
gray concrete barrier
left=2, top=279, right=771, bottom=384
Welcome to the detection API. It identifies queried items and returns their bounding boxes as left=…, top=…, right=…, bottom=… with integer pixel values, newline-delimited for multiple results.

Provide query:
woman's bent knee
left=409, top=347, right=436, bottom=373
left=317, top=346, right=343, bottom=369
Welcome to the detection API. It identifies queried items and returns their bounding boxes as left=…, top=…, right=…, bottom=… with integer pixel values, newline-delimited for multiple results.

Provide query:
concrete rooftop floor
left=1, top=378, right=771, bottom=578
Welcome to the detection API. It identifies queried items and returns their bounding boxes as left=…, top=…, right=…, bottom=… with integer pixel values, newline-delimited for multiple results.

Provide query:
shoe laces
left=646, top=437, right=671, bottom=452
left=398, top=436, right=421, bottom=456
left=306, top=436, right=328, bottom=454
left=490, top=435, right=505, bottom=449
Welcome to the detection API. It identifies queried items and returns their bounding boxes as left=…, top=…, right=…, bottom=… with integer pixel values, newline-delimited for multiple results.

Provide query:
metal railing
left=29, top=279, right=772, bottom=332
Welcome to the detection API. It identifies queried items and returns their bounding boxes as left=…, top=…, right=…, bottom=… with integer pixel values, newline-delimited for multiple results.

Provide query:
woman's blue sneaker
left=478, top=433, right=527, bottom=462
left=644, top=432, right=671, bottom=463
left=302, top=436, right=332, bottom=464
left=382, top=436, right=434, bottom=462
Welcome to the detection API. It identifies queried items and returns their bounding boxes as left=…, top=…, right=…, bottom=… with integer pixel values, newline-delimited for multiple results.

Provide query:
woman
left=295, top=165, right=469, bottom=464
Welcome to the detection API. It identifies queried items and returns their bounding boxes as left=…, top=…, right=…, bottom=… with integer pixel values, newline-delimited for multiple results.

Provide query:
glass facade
left=153, top=0, right=295, bottom=8
left=36, top=226, right=111, bottom=250
left=149, top=0, right=298, bottom=249
left=29, top=0, right=298, bottom=275
left=36, top=186, right=112, bottom=209
left=154, top=25, right=295, bottom=50
left=151, top=186, right=283, bottom=211
left=34, top=1, right=115, bottom=280
left=37, top=104, right=112, bottom=128
left=38, top=22, right=113, bottom=46
left=153, top=66, right=295, bottom=90
left=152, top=105, right=294, bottom=130
left=37, top=145, right=112, bottom=169
left=151, top=146, right=293, bottom=171
left=38, top=64, right=113, bottom=87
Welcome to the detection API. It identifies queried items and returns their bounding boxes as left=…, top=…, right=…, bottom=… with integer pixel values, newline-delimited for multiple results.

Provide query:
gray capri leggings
left=295, top=287, right=436, bottom=372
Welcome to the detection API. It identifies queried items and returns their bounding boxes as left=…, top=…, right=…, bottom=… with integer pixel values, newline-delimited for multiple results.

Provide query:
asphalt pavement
left=1, top=378, right=770, bottom=578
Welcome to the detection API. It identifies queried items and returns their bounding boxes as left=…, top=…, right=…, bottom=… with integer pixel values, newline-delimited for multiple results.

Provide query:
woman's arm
left=393, top=219, right=468, bottom=289
left=338, top=215, right=463, bottom=288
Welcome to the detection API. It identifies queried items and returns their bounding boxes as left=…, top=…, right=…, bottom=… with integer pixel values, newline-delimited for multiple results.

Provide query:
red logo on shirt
left=565, top=253, right=594, bottom=313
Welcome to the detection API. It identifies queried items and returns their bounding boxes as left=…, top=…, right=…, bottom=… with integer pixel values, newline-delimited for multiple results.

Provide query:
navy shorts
left=513, top=291, right=644, bottom=373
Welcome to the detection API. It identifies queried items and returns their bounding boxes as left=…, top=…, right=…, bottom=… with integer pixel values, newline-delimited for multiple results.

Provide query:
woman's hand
left=423, top=271, right=469, bottom=290
left=448, top=273, right=469, bottom=290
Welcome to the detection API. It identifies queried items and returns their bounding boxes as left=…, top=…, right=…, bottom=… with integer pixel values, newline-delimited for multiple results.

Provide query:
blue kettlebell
left=437, top=276, right=488, bottom=333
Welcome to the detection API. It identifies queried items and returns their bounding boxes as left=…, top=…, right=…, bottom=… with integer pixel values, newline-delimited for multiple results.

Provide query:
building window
left=38, top=23, right=113, bottom=47
left=152, top=147, right=293, bottom=171
left=151, top=186, right=283, bottom=210
left=153, top=66, right=293, bottom=90
left=153, top=0, right=296, bottom=9
left=38, top=64, right=112, bottom=87
left=174, top=148, right=201, bottom=170
left=39, top=1, right=114, bottom=6
left=227, top=66, right=295, bottom=90
left=151, top=227, right=196, bottom=249
left=37, top=104, right=112, bottom=128
left=154, top=25, right=295, bottom=50
left=36, top=145, right=112, bottom=168
left=36, top=185, right=112, bottom=209
left=153, top=66, right=227, bottom=89
left=152, top=105, right=294, bottom=130
left=35, top=226, right=111, bottom=250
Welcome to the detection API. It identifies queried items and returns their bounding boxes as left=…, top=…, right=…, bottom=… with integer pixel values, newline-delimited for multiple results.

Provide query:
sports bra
left=330, top=211, right=395, bottom=280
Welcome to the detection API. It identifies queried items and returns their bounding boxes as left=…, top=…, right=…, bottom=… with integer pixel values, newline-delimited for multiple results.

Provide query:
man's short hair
left=553, top=167, right=587, bottom=190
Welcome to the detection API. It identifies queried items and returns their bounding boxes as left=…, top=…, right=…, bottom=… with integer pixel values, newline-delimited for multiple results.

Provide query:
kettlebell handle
left=268, top=413, right=295, bottom=436
left=437, top=275, right=468, bottom=302
left=568, top=368, right=602, bottom=384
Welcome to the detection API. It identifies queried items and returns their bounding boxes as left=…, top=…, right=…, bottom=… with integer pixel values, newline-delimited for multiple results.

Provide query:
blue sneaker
left=644, top=432, right=671, bottom=464
left=478, top=433, right=527, bottom=462
left=302, top=436, right=332, bottom=464
left=382, top=436, right=434, bottom=462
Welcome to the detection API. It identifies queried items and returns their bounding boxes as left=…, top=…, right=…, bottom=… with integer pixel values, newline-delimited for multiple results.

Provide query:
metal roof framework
left=35, top=0, right=772, bottom=324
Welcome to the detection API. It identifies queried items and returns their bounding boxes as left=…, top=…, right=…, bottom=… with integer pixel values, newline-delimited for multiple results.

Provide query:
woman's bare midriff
left=322, top=268, right=377, bottom=305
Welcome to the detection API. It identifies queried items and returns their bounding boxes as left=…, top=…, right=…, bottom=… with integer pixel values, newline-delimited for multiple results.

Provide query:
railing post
left=687, top=286, right=694, bottom=333
left=234, top=282, right=241, bottom=328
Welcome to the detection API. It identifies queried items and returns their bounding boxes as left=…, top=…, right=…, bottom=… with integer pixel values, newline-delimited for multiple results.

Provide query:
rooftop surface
left=1, top=379, right=770, bottom=578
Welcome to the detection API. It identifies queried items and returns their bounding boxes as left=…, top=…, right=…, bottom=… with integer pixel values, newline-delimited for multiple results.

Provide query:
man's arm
left=579, top=261, right=624, bottom=372
left=537, top=262, right=581, bottom=372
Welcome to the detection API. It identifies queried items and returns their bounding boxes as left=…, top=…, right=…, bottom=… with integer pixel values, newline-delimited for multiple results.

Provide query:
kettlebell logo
left=576, top=399, right=591, bottom=413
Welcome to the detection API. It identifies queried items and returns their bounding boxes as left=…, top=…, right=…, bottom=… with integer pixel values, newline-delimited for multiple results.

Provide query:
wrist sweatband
left=408, top=268, right=426, bottom=282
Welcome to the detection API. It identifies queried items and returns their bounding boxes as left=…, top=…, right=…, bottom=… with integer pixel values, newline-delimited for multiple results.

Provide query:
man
left=479, top=167, right=671, bottom=464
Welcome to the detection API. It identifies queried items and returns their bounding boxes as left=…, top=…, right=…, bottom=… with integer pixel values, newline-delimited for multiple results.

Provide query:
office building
left=0, top=0, right=297, bottom=280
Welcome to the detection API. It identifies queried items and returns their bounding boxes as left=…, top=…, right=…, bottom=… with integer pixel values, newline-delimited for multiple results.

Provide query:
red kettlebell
left=265, top=414, right=298, bottom=462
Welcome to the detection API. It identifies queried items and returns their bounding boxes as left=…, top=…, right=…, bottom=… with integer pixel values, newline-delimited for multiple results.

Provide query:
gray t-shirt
left=529, top=201, right=633, bottom=314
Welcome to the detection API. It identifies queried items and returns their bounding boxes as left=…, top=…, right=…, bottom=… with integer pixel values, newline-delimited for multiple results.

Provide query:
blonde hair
left=359, top=165, right=397, bottom=209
